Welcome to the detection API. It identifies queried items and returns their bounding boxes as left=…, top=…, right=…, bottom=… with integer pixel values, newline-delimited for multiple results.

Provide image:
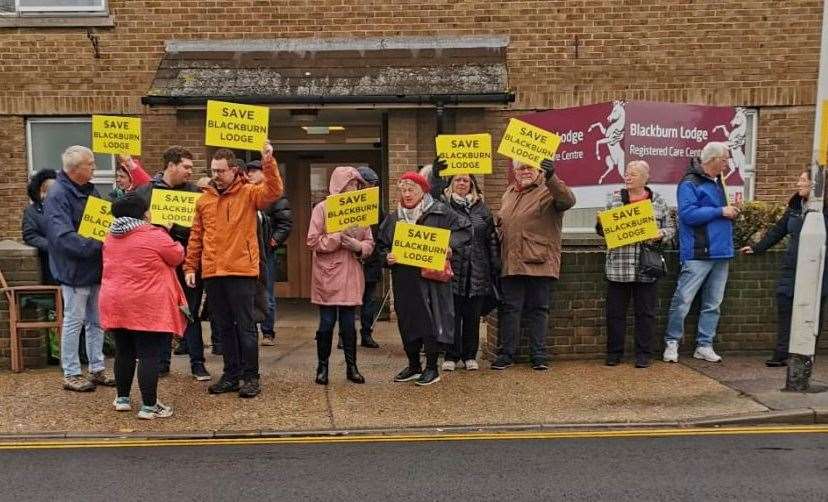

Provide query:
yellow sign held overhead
left=325, top=187, right=379, bottom=233
left=205, top=100, right=269, bottom=151
left=391, top=222, right=451, bottom=271
left=150, top=189, right=202, bottom=228
left=497, top=118, right=562, bottom=169
left=435, top=134, right=492, bottom=175
left=92, top=115, right=142, bottom=156
left=77, top=196, right=113, bottom=242
left=598, top=199, right=660, bottom=250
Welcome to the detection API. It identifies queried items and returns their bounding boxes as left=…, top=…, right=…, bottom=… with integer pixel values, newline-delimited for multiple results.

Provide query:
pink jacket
left=99, top=223, right=188, bottom=336
left=306, top=166, right=375, bottom=306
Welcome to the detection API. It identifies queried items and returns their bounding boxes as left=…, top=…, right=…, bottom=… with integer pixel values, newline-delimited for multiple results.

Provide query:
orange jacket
left=185, top=157, right=283, bottom=278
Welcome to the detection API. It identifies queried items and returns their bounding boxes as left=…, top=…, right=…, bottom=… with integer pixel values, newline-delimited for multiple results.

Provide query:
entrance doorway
left=275, top=149, right=383, bottom=298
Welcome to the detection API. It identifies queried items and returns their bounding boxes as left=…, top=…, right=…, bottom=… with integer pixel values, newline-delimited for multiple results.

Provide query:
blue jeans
left=60, top=285, right=105, bottom=377
left=261, top=251, right=277, bottom=337
left=665, top=259, right=730, bottom=347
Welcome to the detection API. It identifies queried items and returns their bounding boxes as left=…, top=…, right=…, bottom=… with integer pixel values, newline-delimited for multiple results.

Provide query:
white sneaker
left=137, top=401, right=173, bottom=420
left=693, top=346, right=722, bottom=362
left=464, top=359, right=479, bottom=371
left=441, top=360, right=456, bottom=371
left=113, top=397, right=131, bottom=412
left=663, top=341, right=679, bottom=363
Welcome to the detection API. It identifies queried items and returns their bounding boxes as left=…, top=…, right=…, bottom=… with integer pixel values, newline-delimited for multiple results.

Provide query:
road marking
left=0, top=425, right=827, bottom=450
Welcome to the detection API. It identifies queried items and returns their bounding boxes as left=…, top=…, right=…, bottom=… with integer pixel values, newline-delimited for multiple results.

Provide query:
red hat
left=399, top=171, right=431, bottom=193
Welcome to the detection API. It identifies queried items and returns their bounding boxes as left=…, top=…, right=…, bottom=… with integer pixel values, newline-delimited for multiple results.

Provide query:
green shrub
left=733, top=201, right=786, bottom=248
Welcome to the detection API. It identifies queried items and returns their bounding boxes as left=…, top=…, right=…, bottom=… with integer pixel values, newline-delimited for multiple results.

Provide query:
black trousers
left=360, top=280, right=380, bottom=337
left=204, top=276, right=259, bottom=382
left=498, top=276, right=554, bottom=363
left=446, top=294, right=485, bottom=362
left=113, top=329, right=168, bottom=407
left=161, top=272, right=205, bottom=368
left=605, top=280, right=657, bottom=357
left=775, top=294, right=827, bottom=358
left=317, top=305, right=356, bottom=361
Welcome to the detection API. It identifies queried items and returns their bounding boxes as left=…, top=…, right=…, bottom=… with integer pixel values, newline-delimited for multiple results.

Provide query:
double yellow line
left=0, top=425, right=827, bottom=450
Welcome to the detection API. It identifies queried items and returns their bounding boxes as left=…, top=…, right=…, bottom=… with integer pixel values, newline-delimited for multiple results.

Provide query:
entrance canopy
left=142, top=36, right=514, bottom=108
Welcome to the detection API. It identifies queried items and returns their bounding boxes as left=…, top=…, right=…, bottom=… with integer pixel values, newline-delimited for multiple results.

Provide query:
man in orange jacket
left=185, top=141, right=283, bottom=398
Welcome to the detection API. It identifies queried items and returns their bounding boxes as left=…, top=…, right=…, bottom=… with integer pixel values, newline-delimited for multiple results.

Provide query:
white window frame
left=14, top=0, right=106, bottom=13
left=26, top=116, right=115, bottom=185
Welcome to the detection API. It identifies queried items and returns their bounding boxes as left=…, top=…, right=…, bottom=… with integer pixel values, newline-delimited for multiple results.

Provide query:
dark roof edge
left=141, top=93, right=516, bottom=107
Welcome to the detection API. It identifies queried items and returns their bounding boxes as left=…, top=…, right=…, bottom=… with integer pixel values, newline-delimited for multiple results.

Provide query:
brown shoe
left=63, top=375, right=95, bottom=392
left=89, top=370, right=116, bottom=387
left=261, top=336, right=276, bottom=347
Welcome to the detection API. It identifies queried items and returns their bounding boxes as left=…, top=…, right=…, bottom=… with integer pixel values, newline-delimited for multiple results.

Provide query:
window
left=26, top=117, right=115, bottom=195
left=562, top=108, right=759, bottom=234
left=1, top=0, right=106, bottom=14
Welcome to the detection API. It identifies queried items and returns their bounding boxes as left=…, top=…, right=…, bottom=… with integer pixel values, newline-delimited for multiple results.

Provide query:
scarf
left=110, top=216, right=147, bottom=236
left=448, top=190, right=480, bottom=208
left=397, top=193, right=434, bottom=224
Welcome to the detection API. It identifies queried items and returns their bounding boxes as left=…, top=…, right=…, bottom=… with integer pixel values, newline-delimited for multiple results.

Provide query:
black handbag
left=638, top=244, right=667, bottom=279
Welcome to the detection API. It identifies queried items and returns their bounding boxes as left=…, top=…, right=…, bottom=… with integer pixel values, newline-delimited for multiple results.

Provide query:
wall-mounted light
left=301, top=126, right=346, bottom=135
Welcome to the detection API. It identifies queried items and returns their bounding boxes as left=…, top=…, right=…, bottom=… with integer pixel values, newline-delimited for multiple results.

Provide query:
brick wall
left=0, top=116, right=30, bottom=241
left=0, top=241, right=49, bottom=370
left=483, top=249, right=828, bottom=360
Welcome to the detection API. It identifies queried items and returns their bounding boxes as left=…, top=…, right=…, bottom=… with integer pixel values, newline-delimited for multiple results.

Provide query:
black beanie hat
left=112, top=192, right=149, bottom=219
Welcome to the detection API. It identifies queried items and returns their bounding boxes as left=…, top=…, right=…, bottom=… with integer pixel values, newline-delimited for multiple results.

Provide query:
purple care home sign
left=519, top=101, right=747, bottom=207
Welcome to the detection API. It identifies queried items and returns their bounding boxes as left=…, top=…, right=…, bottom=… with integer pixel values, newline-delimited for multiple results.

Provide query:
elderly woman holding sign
left=596, top=160, right=675, bottom=368
left=376, top=170, right=471, bottom=386
left=306, top=166, right=374, bottom=385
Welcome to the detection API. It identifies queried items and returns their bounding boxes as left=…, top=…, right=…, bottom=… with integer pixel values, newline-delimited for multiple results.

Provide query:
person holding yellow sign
left=44, top=145, right=115, bottom=392
left=596, top=161, right=675, bottom=368
left=306, top=166, right=374, bottom=386
left=376, top=169, right=471, bottom=386
left=492, top=158, right=575, bottom=372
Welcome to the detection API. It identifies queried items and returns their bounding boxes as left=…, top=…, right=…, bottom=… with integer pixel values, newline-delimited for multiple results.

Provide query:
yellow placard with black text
left=150, top=189, right=202, bottom=228
left=92, top=115, right=142, bottom=156
left=496, top=118, right=562, bottom=169
left=435, top=134, right=492, bottom=175
left=205, top=100, right=269, bottom=151
left=77, top=196, right=113, bottom=242
left=325, top=187, right=379, bottom=233
left=391, top=222, right=451, bottom=271
left=598, top=199, right=660, bottom=250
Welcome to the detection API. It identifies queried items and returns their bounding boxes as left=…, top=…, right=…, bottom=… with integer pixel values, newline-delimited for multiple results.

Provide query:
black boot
left=341, top=330, right=365, bottom=384
left=360, top=331, right=380, bottom=349
left=315, top=330, right=333, bottom=385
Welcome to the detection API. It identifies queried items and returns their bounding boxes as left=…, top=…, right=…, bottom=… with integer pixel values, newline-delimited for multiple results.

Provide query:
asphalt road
left=1, top=429, right=827, bottom=501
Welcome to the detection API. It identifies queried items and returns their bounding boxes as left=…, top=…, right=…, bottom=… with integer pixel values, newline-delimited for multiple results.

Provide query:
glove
left=540, top=158, right=556, bottom=180
left=433, top=155, right=448, bottom=177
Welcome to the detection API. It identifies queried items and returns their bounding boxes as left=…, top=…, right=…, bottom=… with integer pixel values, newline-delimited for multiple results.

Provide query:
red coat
left=100, top=224, right=188, bottom=336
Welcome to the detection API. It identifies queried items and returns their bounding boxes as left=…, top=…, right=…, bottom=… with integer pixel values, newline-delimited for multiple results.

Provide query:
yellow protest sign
left=92, top=115, right=141, bottom=156
left=77, top=196, right=113, bottom=242
left=497, top=118, right=562, bottom=169
left=391, top=222, right=451, bottom=271
left=819, top=100, right=828, bottom=165
left=205, top=100, right=269, bottom=151
left=598, top=199, right=660, bottom=250
left=150, top=189, right=202, bottom=228
left=435, top=134, right=492, bottom=175
left=325, top=187, right=379, bottom=233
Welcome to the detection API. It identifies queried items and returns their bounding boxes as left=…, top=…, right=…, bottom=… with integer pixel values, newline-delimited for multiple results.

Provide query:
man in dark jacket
left=247, top=160, right=293, bottom=346
left=664, top=142, right=740, bottom=364
left=23, top=168, right=57, bottom=285
left=356, top=166, right=383, bottom=348
left=135, top=145, right=211, bottom=381
left=44, top=145, right=115, bottom=392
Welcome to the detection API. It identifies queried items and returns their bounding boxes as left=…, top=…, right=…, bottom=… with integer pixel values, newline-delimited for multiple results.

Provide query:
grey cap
left=357, top=166, right=380, bottom=186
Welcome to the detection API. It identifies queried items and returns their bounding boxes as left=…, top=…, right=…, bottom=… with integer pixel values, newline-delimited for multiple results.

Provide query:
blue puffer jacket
left=676, top=158, right=734, bottom=263
left=43, top=171, right=103, bottom=286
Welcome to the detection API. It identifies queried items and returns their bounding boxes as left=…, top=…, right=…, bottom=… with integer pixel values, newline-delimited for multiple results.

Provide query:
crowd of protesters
left=22, top=138, right=820, bottom=419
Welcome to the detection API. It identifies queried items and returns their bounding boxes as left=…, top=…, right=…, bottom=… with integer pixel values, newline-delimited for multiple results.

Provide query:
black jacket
left=377, top=200, right=471, bottom=345
left=263, top=196, right=293, bottom=250
left=361, top=207, right=386, bottom=283
left=752, top=193, right=828, bottom=298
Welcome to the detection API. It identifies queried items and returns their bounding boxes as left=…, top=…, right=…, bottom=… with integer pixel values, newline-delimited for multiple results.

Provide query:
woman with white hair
left=597, top=160, right=676, bottom=368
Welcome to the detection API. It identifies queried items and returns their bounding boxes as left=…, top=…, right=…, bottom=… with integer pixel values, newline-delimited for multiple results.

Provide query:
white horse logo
left=588, top=100, right=626, bottom=184
left=712, top=107, right=748, bottom=182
